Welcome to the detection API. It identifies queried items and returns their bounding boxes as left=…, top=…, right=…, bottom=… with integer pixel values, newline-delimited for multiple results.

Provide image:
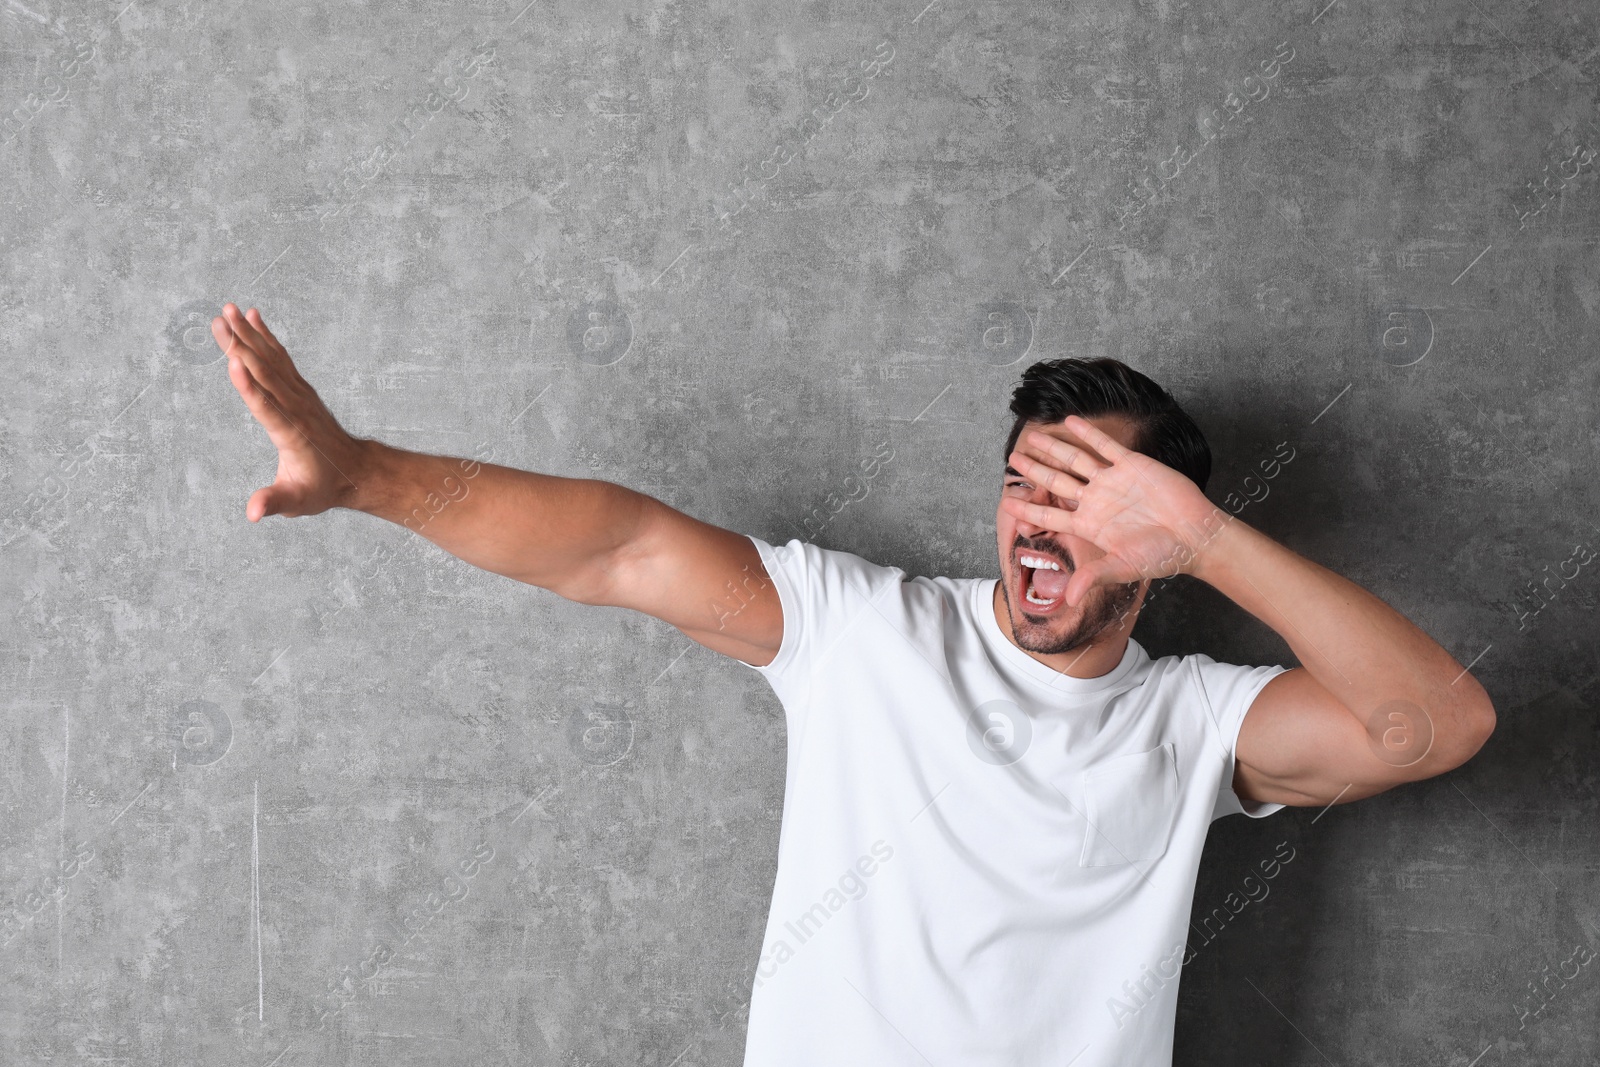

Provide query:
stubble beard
left=1000, top=568, right=1144, bottom=655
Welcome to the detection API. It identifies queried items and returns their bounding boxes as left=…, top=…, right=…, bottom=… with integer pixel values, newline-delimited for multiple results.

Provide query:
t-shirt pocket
left=1077, top=742, right=1180, bottom=868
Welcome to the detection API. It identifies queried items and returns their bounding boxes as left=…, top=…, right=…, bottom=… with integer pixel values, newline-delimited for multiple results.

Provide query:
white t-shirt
left=736, top=536, right=1289, bottom=1067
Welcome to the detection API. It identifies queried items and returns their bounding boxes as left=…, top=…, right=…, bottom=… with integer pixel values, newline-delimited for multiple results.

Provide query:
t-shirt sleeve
left=1190, top=654, right=1291, bottom=821
left=736, top=535, right=906, bottom=712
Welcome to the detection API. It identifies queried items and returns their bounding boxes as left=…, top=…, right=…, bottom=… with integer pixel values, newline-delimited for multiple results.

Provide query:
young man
left=212, top=303, right=1494, bottom=1065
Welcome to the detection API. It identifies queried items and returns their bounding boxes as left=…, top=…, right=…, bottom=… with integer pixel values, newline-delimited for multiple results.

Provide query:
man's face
left=995, top=414, right=1147, bottom=655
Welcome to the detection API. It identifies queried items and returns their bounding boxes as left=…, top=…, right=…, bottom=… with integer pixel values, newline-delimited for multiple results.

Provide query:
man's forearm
left=345, top=439, right=646, bottom=598
left=1190, top=515, right=1494, bottom=758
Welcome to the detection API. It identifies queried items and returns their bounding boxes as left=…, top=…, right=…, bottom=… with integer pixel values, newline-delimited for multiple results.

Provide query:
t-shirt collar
left=973, top=578, right=1148, bottom=696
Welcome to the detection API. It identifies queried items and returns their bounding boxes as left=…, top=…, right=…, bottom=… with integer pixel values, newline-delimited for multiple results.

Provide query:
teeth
left=1020, top=551, right=1062, bottom=606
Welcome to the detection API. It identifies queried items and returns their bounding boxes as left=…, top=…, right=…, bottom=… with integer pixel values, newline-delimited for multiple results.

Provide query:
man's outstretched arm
left=211, top=303, right=783, bottom=667
left=1001, top=415, right=1497, bottom=810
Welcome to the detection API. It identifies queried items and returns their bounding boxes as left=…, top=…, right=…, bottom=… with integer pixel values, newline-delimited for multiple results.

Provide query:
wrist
left=341, top=438, right=400, bottom=515
left=1186, top=507, right=1248, bottom=584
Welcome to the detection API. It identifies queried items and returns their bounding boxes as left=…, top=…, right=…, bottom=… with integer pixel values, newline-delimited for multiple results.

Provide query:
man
left=211, top=303, right=1495, bottom=1065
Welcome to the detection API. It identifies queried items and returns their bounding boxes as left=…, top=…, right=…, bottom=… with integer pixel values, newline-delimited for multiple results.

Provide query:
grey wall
left=3, top=0, right=1597, bottom=1062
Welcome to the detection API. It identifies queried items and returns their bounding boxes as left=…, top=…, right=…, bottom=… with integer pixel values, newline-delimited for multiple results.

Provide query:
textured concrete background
left=3, top=0, right=1598, bottom=1062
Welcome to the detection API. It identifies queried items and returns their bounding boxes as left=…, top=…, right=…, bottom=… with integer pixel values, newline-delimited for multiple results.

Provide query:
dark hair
left=1004, top=357, right=1212, bottom=493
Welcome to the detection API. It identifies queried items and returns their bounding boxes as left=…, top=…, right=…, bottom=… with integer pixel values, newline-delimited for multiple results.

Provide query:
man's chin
left=1004, top=581, right=1090, bottom=651
left=1014, top=618, right=1093, bottom=655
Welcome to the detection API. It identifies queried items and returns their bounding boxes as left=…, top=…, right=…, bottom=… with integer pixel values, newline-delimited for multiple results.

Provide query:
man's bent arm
left=1190, top=515, right=1496, bottom=807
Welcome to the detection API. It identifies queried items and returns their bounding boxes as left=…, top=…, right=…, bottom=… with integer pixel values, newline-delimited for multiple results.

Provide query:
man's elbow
left=1465, top=698, right=1496, bottom=757
left=1438, top=689, right=1496, bottom=771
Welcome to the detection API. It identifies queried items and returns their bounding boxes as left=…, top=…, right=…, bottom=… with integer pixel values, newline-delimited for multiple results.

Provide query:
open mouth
left=1017, top=550, right=1071, bottom=613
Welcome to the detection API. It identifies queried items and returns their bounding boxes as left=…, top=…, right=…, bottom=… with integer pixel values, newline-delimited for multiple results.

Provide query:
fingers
left=1064, top=558, right=1113, bottom=608
left=999, top=494, right=1078, bottom=536
left=214, top=304, right=303, bottom=399
left=213, top=307, right=280, bottom=396
left=1008, top=450, right=1086, bottom=507
left=245, top=307, right=281, bottom=347
left=219, top=303, right=267, bottom=353
left=245, top=307, right=307, bottom=386
left=1060, top=415, right=1133, bottom=463
left=221, top=304, right=284, bottom=386
left=210, top=312, right=244, bottom=361
left=247, top=484, right=294, bottom=523
left=225, top=345, right=297, bottom=439
left=1022, top=430, right=1110, bottom=479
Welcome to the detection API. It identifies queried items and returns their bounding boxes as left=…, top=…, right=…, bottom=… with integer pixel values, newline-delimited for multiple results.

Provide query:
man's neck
left=991, top=581, right=1132, bottom=679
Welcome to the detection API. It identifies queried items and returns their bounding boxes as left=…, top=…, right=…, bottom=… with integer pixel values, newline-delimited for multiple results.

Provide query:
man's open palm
left=1002, top=415, right=1228, bottom=605
left=212, top=303, right=367, bottom=522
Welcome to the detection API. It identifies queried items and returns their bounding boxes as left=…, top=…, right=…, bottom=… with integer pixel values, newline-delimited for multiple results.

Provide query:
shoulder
left=1161, top=651, right=1290, bottom=735
left=754, top=537, right=1005, bottom=637
left=762, top=537, right=993, bottom=595
left=755, top=536, right=909, bottom=598
left=908, top=572, right=985, bottom=605
left=1118, top=650, right=1280, bottom=717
